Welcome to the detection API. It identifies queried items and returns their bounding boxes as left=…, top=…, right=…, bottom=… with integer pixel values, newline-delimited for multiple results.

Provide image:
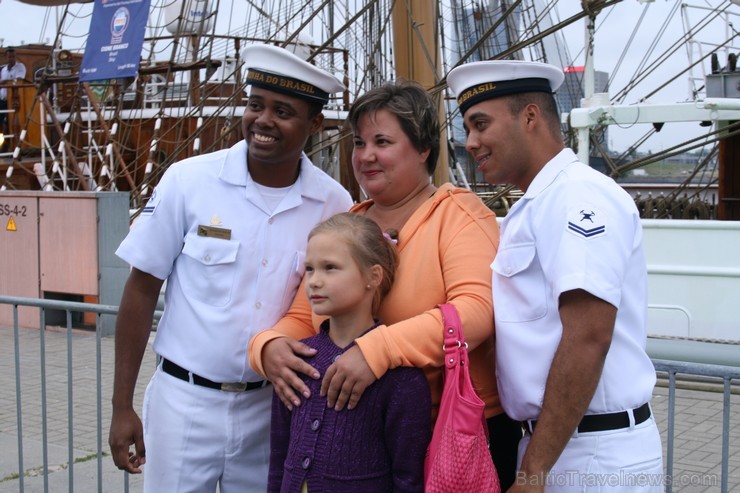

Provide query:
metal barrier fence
left=653, top=360, right=740, bottom=493
left=0, top=296, right=130, bottom=493
left=0, top=295, right=737, bottom=492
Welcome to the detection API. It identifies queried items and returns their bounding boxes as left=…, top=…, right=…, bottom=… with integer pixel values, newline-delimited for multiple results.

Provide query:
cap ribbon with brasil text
left=243, top=43, right=345, bottom=106
left=446, top=60, right=565, bottom=115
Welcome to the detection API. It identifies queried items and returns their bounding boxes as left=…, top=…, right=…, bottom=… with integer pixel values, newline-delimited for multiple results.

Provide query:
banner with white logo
left=79, top=0, right=151, bottom=82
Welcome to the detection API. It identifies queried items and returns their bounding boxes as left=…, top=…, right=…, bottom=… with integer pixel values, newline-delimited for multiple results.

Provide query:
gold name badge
left=197, top=225, right=232, bottom=240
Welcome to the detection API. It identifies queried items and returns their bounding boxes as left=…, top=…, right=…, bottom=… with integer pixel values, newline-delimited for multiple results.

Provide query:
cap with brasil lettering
left=446, top=60, right=565, bottom=116
left=243, top=43, right=345, bottom=106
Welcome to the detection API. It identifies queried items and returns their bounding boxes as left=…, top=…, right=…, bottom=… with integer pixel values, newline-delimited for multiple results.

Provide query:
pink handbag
left=424, top=303, right=501, bottom=493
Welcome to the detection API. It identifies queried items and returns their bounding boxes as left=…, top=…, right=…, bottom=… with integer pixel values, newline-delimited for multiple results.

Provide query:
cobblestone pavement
left=0, top=324, right=738, bottom=492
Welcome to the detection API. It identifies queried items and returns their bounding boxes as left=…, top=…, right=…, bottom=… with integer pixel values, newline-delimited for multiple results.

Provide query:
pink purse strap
left=438, top=303, right=468, bottom=370
left=437, top=303, right=490, bottom=440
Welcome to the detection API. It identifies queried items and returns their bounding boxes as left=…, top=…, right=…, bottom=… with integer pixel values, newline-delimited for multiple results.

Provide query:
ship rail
left=0, top=295, right=737, bottom=492
left=0, top=104, right=15, bottom=158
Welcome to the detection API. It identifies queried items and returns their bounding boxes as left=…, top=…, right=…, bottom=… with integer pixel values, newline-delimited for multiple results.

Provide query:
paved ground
left=0, top=324, right=738, bottom=492
left=0, top=325, right=153, bottom=493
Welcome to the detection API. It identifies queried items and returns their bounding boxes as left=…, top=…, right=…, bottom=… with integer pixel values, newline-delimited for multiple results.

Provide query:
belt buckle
left=220, top=382, right=248, bottom=392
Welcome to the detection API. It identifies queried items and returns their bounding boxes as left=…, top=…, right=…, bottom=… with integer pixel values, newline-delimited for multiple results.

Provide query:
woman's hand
left=320, top=346, right=377, bottom=410
left=263, top=337, right=319, bottom=410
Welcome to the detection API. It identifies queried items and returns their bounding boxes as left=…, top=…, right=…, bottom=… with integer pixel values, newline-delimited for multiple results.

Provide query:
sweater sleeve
left=248, top=277, right=318, bottom=376
left=268, top=391, right=292, bottom=493
left=356, top=193, right=498, bottom=378
left=384, top=368, right=432, bottom=492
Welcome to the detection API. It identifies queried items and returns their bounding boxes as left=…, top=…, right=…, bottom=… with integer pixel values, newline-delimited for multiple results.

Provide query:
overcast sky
left=1, top=0, right=737, bottom=152
left=556, top=1, right=739, bottom=154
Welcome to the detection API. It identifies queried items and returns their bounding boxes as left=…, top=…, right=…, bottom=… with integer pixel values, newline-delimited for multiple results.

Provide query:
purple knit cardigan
left=268, top=321, right=432, bottom=493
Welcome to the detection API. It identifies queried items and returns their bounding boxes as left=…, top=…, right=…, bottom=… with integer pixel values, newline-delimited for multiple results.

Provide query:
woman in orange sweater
left=249, top=80, right=521, bottom=489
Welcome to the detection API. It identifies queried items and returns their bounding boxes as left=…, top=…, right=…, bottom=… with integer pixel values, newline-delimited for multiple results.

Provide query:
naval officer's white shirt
left=492, top=148, right=656, bottom=421
left=0, top=61, right=26, bottom=100
left=116, top=140, right=353, bottom=384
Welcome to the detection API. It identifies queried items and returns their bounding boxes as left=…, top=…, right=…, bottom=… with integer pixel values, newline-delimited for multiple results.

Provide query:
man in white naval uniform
left=448, top=60, right=663, bottom=492
left=0, top=47, right=27, bottom=134
left=108, top=44, right=353, bottom=493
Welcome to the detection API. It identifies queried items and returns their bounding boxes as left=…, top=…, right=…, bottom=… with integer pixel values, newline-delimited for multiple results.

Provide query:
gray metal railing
left=0, top=295, right=158, bottom=493
left=0, top=294, right=737, bottom=492
left=653, top=360, right=740, bottom=493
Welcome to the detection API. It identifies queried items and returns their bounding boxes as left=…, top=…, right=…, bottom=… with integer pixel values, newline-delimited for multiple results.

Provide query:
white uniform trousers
left=517, top=415, right=664, bottom=492
left=141, top=366, right=272, bottom=493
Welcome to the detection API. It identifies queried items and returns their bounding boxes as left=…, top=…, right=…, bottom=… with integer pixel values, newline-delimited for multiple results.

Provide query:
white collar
left=218, top=140, right=331, bottom=204
left=522, top=148, right=580, bottom=199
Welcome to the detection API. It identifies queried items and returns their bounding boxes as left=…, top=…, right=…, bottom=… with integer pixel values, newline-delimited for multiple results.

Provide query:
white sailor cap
left=243, top=44, right=345, bottom=106
left=447, top=60, right=565, bottom=115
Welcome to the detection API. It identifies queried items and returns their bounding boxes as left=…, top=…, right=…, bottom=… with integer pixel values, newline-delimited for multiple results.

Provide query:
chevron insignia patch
left=141, top=188, right=160, bottom=216
left=566, top=207, right=606, bottom=239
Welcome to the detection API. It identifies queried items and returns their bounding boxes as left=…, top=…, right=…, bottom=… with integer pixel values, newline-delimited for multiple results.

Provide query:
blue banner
left=79, top=0, right=151, bottom=82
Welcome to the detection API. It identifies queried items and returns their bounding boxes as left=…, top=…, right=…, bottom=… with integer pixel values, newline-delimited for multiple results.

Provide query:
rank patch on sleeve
left=567, top=207, right=606, bottom=239
left=141, top=188, right=160, bottom=216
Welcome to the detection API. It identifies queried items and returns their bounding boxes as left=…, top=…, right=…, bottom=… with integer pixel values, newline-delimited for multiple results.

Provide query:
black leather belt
left=524, top=402, right=651, bottom=434
left=161, top=358, right=269, bottom=392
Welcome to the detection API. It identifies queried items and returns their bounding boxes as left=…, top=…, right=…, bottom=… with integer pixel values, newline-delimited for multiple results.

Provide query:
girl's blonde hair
left=308, top=212, right=398, bottom=315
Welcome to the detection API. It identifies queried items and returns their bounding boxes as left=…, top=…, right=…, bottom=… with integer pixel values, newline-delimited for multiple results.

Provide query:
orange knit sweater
left=249, top=183, right=503, bottom=419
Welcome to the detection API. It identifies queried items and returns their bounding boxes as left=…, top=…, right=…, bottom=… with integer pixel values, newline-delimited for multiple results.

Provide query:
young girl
left=267, top=212, right=432, bottom=493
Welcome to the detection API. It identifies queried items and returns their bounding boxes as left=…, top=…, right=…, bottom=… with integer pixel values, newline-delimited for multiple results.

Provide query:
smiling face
left=462, top=97, right=536, bottom=191
left=304, top=232, right=376, bottom=323
left=351, top=109, right=430, bottom=205
left=241, top=87, right=323, bottom=185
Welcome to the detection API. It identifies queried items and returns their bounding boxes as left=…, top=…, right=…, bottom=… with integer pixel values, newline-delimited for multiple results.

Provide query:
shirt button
left=255, top=302, right=262, bottom=309
left=261, top=259, right=268, bottom=266
left=505, top=266, right=512, bottom=275
left=310, top=419, right=320, bottom=431
left=302, top=457, right=311, bottom=469
left=204, top=254, right=211, bottom=262
left=333, top=354, right=341, bottom=362
left=268, top=218, right=274, bottom=224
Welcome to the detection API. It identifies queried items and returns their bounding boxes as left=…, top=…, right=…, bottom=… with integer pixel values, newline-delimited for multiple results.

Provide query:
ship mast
left=391, top=0, right=450, bottom=184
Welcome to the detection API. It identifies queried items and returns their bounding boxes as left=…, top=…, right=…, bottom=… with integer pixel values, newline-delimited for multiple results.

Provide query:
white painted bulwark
left=642, top=219, right=740, bottom=341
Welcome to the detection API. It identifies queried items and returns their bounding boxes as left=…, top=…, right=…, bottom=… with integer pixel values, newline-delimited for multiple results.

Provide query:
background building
left=445, top=1, right=521, bottom=187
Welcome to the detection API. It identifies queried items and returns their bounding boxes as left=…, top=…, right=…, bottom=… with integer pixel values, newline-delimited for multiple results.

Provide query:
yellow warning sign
left=6, top=217, right=17, bottom=231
